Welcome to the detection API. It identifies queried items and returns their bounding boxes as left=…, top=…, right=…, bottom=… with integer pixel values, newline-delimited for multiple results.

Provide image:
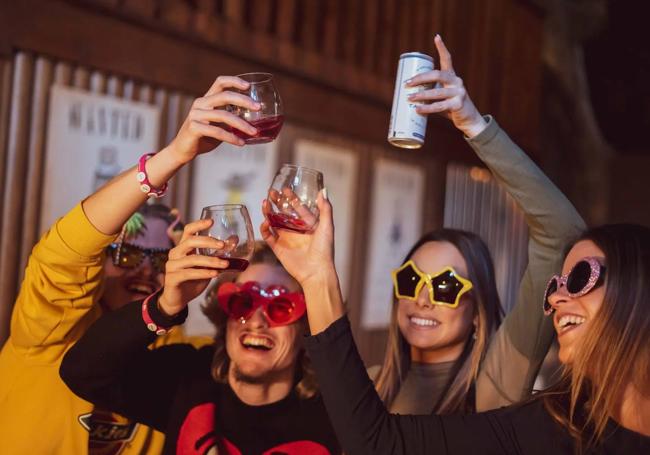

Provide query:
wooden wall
left=0, top=0, right=544, bottom=364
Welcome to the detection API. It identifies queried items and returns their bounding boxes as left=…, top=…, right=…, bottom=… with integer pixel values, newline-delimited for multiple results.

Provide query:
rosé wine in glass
left=266, top=165, right=324, bottom=234
left=198, top=204, right=255, bottom=272
left=228, top=72, right=283, bottom=145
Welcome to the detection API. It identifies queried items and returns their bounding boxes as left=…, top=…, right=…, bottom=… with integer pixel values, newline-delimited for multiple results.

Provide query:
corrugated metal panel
left=443, top=163, right=528, bottom=312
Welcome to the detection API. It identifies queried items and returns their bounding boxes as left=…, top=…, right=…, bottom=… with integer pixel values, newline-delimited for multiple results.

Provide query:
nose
left=415, top=286, right=432, bottom=309
left=547, top=281, right=570, bottom=311
left=244, top=306, right=269, bottom=329
left=132, top=255, right=161, bottom=283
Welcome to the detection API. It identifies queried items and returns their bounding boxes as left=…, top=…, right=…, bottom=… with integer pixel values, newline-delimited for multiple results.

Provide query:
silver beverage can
left=388, top=52, right=434, bottom=149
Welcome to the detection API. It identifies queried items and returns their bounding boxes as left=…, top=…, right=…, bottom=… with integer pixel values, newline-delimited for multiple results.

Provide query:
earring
left=472, top=326, right=478, bottom=340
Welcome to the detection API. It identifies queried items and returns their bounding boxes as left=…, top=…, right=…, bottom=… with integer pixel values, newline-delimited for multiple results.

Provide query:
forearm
left=466, top=116, right=585, bottom=243
left=82, top=144, right=184, bottom=235
left=301, top=268, right=345, bottom=335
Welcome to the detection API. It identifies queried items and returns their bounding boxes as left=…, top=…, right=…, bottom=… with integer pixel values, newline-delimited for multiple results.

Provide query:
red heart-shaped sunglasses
left=216, top=281, right=306, bottom=327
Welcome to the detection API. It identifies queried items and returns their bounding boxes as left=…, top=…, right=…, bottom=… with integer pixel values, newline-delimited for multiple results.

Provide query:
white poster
left=361, top=158, right=425, bottom=329
left=40, top=85, right=160, bottom=233
left=185, top=141, right=279, bottom=336
left=294, top=139, right=358, bottom=298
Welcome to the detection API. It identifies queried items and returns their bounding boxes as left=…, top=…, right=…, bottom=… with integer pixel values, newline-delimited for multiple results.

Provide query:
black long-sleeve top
left=304, top=316, right=650, bottom=455
left=60, top=298, right=341, bottom=455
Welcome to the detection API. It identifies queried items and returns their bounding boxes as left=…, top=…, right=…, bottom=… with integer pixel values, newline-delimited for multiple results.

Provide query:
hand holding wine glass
left=167, top=76, right=262, bottom=163
left=227, top=72, right=284, bottom=144
left=265, top=164, right=324, bottom=233
left=261, top=189, right=335, bottom=286
left=198, top=204, right=255, bottom=271
left=158, top=219, right=230, bottom=316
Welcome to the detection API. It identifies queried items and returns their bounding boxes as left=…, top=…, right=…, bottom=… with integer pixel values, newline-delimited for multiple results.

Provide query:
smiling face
left=225, top=263, right=303, bottom=383
left=396, top=241, right=476, bottom=363
left=101, top=216, right=171, bottom=312
left=547, top=240, right=606, bottom=365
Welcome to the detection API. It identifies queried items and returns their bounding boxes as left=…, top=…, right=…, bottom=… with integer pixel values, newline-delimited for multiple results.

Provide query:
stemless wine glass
left=228, top=72, right=284, bottom=145
left=266, top=164, right=324, bottom=233
left=198, top=204, right=255, bottom=271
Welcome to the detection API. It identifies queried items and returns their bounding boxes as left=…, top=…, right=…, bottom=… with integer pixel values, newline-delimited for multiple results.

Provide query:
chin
left=557, top=347, right=573, bottom=365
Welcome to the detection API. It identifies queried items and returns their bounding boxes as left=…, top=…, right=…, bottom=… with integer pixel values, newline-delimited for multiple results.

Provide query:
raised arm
left=407, top=36, right=586, bottom=409
left=6, top=76, right=258, bottom=356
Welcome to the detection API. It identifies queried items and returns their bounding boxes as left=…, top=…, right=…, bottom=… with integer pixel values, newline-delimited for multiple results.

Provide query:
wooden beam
left=0, top=0, right=392, bottom=144
left=276, top=0, right=297, bottom=41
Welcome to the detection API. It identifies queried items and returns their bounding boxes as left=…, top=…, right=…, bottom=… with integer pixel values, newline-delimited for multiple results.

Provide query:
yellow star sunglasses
left=391, top=259, right=474, bottom=308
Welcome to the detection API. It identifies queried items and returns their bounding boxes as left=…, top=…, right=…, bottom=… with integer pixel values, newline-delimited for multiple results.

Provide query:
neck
left=410, top=340, right=467, bottom=364
left=614, top=383, right=650, bottom=437
left=227, top=364, right=295, bottom=406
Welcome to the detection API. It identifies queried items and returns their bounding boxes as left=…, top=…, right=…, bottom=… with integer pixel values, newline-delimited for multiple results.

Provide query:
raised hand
left=261, top=189, right=334, bottom=286
left=158, top=219, right=229, bottom=316
left=406, top=35, right=487, bottom=138
left=167, top=76, right=262, bottom=165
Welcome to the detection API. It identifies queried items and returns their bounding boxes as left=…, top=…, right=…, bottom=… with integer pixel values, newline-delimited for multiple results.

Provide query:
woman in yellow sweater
left=0, top=75, right=260, bottom=454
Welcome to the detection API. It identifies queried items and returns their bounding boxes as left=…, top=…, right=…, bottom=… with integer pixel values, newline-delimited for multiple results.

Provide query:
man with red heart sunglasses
left=62, top=239, right=341, bottom=455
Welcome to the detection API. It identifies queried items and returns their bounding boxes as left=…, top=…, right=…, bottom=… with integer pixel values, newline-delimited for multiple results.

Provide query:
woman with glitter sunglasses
left=0, top=75, right=262, bottom=454
left=367, top=34, right=585, bottom=417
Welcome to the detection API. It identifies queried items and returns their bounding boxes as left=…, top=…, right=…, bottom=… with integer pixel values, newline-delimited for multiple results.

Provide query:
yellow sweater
left=0, top=204, right=211, bottom=454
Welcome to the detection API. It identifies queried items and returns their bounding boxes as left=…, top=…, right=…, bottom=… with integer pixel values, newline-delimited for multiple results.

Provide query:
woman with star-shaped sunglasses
left=342, top=34, right=586, bottom=418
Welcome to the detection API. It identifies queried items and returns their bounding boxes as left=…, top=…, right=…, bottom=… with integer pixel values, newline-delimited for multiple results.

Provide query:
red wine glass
left=266, top=164, right=324, bottom=233
left=229, top=72, right=283, bottom=144
left=198, top=204, right=255, bottom=271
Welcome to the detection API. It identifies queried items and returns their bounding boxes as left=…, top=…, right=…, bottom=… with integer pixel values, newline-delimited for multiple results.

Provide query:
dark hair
left=374, top=228, right=504, bottom=413
left=542, top=224, right=650, bottom=453
left=201, top=241, right=318, bottom=399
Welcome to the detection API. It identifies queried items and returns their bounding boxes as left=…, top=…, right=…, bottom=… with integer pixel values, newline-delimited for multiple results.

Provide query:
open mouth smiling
left=239, top=333, right=275, bottom=351
left=126, top=280, right=157, bottom=298
left=409, top=315, right=440, bottom=329
left=555, top=313, right=587, bottom=335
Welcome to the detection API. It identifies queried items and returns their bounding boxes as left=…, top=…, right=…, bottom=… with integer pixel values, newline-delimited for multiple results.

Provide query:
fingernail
left=322, top=188, right=328, bottom=200
left=435, top=33, right=440, bottom=39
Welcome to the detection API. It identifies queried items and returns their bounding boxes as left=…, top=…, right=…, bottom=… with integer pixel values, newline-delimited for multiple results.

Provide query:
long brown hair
left=201, top=242, right=319, bottom=399
left=542, top=224, right=650, bottom=453
left=374, top=229, right=503, bottom=413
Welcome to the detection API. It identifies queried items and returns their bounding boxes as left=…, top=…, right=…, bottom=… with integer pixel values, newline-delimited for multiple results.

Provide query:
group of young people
left=0, top=36, right=648, bottom=454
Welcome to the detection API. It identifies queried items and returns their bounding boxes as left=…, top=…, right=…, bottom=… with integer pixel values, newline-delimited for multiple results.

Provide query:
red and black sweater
left=60, top=298, right=341, bottom=455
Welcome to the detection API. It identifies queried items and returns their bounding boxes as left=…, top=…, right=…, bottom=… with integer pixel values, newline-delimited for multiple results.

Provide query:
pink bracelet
left=136, top=153, right=168, bottom=198
left=142, top=291, right=171, bottom=336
